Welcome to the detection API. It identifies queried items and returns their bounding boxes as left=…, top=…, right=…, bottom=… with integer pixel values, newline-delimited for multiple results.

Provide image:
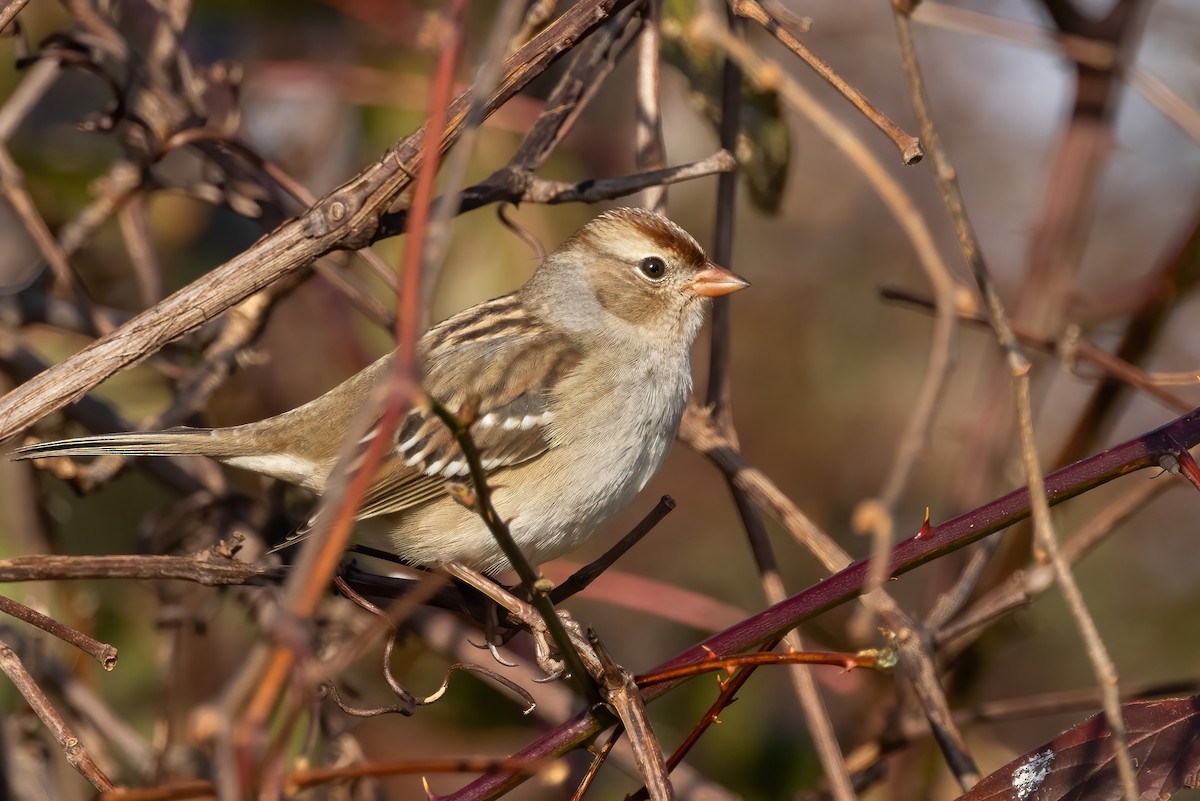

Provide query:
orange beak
left=685, top=263, right=751, bottom=297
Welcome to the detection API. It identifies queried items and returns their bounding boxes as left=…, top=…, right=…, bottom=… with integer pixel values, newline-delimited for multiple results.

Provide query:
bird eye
left=638, top=256, right=667, bottom=281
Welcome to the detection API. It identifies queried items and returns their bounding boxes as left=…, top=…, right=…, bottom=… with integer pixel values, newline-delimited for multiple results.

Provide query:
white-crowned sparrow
left=13, top=208, right=748, bottom=573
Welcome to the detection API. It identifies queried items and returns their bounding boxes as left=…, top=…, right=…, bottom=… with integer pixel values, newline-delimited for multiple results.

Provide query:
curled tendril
left=331, top=572, right=537, bottom=715
left=496, top=202, right=546, bottom=262
left=415, top=662, right=536, bottom=715
left=320, top=681, right=415, bottom=718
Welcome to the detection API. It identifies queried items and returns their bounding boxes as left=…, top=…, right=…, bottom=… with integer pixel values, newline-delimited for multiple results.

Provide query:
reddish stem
left=448, top=405, right=1200, bottom=800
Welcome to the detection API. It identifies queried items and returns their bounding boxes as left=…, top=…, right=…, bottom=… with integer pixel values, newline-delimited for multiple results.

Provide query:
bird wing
left=271, top=299, right=582, bottom=554
left=352, top=305, right=582, bottom=521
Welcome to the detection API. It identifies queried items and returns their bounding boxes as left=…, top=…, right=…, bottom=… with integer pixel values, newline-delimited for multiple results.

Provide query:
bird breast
left=521, top=343, right=692, bottom=559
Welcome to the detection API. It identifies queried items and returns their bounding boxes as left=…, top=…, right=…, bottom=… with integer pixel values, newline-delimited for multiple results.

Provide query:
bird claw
left=532, top=662, right=566, bottom=683
left=487, top=638, right=518, bottom=668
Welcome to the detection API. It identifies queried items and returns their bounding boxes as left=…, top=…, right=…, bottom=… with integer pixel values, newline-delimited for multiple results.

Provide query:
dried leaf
left=962, top=697, right=1200, bottom=801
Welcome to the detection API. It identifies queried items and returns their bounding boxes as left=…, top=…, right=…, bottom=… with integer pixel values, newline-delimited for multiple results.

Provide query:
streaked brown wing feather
left=350, top=306, right=581, bottom=521
left=354, top=461, right=449, bottom=519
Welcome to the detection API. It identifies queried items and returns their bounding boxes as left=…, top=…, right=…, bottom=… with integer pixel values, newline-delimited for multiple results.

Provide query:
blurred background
left=1, top=0, right=1199, bottom=798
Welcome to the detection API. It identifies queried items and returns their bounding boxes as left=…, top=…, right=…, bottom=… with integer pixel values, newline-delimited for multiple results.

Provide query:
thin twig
left=0, top=49, right=58, bottom=143
left=522, top=150, right=736, bottom=204
left=572, top=725, right=622, bottom=801
left=703, top=7, right=742, bottom=427
left=1055, top=212, right=1200, bottom=464
left=116, top=195, right=163, bottom=306
left=894, top=5, right=1139, bottom=797
left=56, top=161, right=145, bottom=266
left=881, top=288, right=1194, bottom=414
left=1146, top=370, right=1200, bottom=386
left=549, top=496, right=675, bottom=604
left=427, top=399, right=601, bottom=705
left=96, top=755, right=557, bottom=801
left=0, top=594, right=118, bottom=669
left=936, top=476, right=1168, bottom=651
left=952, top=678, right=1200, bottom=728
left=0, top=0, right=30, bottom=32
left=1129, top=66, right=1200, bottom=145
left=51, top=662, right=156, bottom=778
left=0, top=632, right=116, bottom=791
left=730, top=0, right=922, bottom=163
left=511, top=0, right=559, bottom=52
left=635, top=0, right=667, bottom=213
left=636, top=648, right=885, bottom=686
left=0, top=552, right=278, bottom=585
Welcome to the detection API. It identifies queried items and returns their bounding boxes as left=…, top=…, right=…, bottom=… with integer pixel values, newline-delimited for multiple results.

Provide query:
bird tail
left=9, top=427, right=221, bottom=460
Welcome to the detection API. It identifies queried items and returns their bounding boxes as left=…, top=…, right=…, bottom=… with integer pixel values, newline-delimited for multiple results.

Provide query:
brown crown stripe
left=598, top=208, right=707, bottom=266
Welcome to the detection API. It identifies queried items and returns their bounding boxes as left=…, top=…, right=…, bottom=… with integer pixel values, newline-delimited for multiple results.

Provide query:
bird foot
left=529, top=609, right=586, bottom=681
left=439, top=562, right=595, bottom=682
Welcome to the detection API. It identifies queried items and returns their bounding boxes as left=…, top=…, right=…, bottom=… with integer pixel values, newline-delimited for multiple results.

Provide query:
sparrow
left=12, top=208, right=748, bottom=574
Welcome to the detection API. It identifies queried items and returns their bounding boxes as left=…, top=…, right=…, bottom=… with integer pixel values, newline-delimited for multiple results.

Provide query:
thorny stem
left=634, top=648, right=887, bottom=687
left=629, top=639, right=780, bottom=801
left=448, top=403, right=1200, bottom=799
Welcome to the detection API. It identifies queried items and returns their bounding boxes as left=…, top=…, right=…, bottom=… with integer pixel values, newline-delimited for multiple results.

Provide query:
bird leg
left=440, top=561, right=590, bottom=680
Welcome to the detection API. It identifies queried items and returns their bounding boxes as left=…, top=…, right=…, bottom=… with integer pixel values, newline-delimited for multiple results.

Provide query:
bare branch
left=0, top=632, right=116, bottom=791
left=0, top=595, right=117, bottom=669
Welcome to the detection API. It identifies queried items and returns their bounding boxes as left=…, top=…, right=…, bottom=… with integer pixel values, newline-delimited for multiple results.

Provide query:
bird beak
left=685, top=263, right=751, bottom=297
